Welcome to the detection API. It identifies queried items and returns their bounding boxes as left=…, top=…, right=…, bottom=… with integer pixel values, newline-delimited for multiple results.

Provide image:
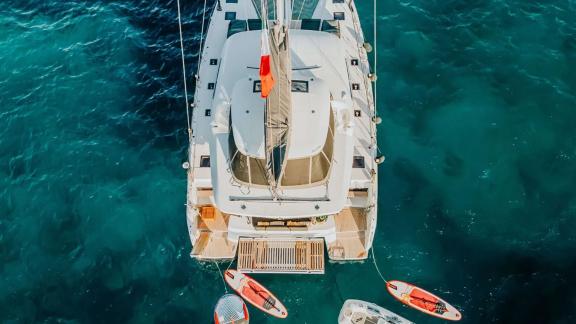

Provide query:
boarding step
left=237, top=238, right=325, bottom=274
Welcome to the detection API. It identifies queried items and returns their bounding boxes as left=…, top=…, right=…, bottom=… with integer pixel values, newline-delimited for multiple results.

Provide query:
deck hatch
left=353, top=156, right=365, bottom=168
left=301, top=19, right=321, bottom=31
left=225, top=12, right=237, bottom=20
left=200, top=155, right=211, bottom=167
left=227, top=20, right=248, bottom=38
left=248, top=19, right=262, bottom=31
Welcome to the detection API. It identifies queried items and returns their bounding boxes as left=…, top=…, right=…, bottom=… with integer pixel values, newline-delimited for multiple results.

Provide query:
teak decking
left=191, top=205, right=236, bottom=259
left=328, top=207, right=368, bottom=260
left=237, top=238, right=325, bottom=274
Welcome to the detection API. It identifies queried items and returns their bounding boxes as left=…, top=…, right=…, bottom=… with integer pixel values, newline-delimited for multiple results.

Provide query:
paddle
left=249, top=283, right=285, bottom=315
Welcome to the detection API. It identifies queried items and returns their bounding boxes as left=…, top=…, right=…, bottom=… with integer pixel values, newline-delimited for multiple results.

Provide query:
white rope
left=371, top=246, right=388, bottom=285
left=370, top=0, right=385, bottom=287
left=214, top=261, right=229, bottom=293
left=176, top=0, right=192, bottom=141
left=262, top=0, right=269, bottom=32
left=296, top=0, right=307, bottom=21
left=251, top=0, right=262, bottom=19
left=373, top=0, right=378, bottom=121
left=214, top=259, right=235, bottom=293
left=225, top=258, right=234, bottom=272
left=195, top=0, right=209, bottom=79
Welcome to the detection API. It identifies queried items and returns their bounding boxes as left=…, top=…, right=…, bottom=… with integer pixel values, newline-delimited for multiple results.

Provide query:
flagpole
left=285, top=0, right=292, bottom=27
left=261, top=0, right=267, bottom=30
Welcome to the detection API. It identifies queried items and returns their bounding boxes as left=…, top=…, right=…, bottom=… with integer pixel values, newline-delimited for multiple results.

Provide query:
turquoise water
left=1, top=0, right=576, bottom=323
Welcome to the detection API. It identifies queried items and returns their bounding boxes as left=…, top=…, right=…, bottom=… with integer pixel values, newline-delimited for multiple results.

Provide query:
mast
left=276, top=0, right=284, bottom=25
left=275, top=0, right=292, bottom=25
left=263, top=0, right=292, bottom=189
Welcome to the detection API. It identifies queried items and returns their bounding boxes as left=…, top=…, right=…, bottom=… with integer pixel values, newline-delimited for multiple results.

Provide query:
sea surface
left=1, top=0, right=576, bottom=323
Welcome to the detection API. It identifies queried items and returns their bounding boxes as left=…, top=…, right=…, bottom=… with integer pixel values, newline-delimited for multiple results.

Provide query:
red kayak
left=386, top=280, right=461, bottom=321
left=224, top=270, right=288, bottom=319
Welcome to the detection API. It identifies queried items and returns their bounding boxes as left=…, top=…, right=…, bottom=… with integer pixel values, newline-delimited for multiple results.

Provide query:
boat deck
left=237, top=238, right=325, bottom=274
left=186, top=0, right=379, bottom=266
left=189, top=0, right=376, bottom=190
left=191, top=232, right=236, bottom=259
left=191, top=206, right=237, bottom=259
left=328, top=207, right=368, bottom=260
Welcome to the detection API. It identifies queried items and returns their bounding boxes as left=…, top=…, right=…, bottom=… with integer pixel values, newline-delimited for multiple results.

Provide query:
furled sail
left=264, top=22, right=292, bottom=187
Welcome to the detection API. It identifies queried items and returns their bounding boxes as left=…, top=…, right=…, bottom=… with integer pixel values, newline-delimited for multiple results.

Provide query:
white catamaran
left=184, top=0, right=381, bottom=274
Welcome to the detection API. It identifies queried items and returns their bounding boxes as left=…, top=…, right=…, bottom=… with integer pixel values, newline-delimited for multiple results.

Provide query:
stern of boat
left=187, top=167, right=238, bottom=260
left=187, top=185, right=378, bottom=271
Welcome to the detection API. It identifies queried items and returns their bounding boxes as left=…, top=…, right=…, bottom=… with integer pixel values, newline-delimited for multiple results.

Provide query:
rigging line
left=287, top=1, right=291, bottom=28
left=195, top=0, right=209, bottom=79
left=371, top=246, right=388, bottom=285
left=225, top=258, right=234, bottom=272
left=176, top=0, right=192, bottom=140
left=251, top=0, right=262, bottom=19
left=297, top=0, right=306, bottom=21
left=373, top=0, right=378, bottom=120
left=214, top=261, right=229, bottom=293
left=263, top=0, right=269, bottom=30
left=368, top=0, right=382, bottom=161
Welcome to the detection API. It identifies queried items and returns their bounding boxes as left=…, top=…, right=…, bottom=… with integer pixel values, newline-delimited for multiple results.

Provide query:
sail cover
left=265, top=23, right=292, bottom=187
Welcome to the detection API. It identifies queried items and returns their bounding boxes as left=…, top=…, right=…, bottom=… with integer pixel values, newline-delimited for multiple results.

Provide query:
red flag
left=259, top=30, right=274, bottom=98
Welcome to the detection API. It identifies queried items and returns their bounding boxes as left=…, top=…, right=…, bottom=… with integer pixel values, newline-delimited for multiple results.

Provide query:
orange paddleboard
left=386, top=280, right=461, bottom=321
left=224, top=270, right=288, bottom=319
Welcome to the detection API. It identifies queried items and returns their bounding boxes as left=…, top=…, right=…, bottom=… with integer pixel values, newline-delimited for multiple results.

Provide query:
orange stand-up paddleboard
left=224, top=270, right=288, bottom=319
left=386, top=280, right=462, bottom=321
